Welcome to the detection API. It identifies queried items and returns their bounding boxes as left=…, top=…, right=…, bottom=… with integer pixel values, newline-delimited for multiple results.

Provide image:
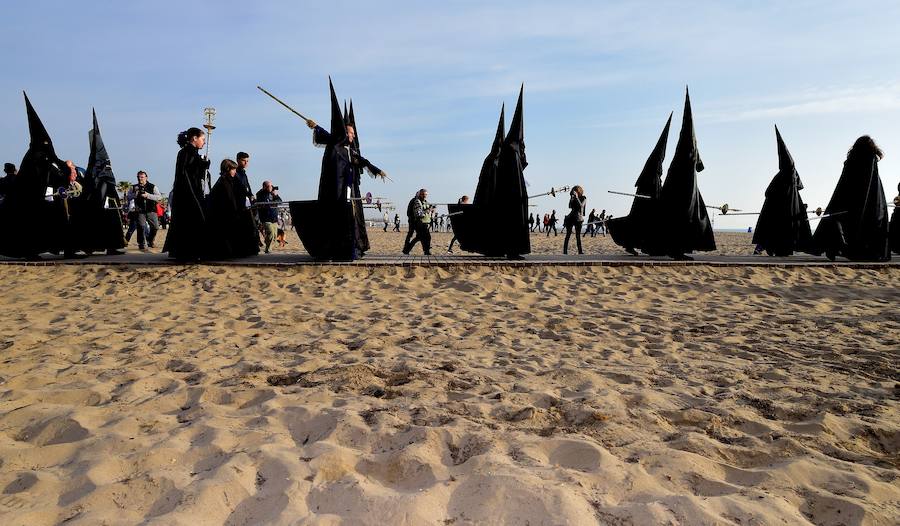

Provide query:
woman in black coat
left=207, top=159, right=260, bottom=259
left=164, top=128, right=209, bottom=261
left=563, top=185, right=586, bottom=255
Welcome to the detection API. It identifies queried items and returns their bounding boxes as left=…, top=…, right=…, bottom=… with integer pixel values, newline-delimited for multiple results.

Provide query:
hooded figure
left=207, top=160, right=260, bottom=259
left=76, top=109, right=126, bottom=255
left=607, top=113, right=672, bottom=255
left=751, top=126, right=813, bottom=256
left=889, top=182, right=900, bottom=254
left=810, top=136, right=890, bottom=261
left=290, top=78, right=384, bottom=260
left=449, top=104, right=505, bottom=256
left=450, top=85, right=530, bottom=259
left=0, top=93, right=72, bottom=258
left=646, top=87, right=715, bottom=259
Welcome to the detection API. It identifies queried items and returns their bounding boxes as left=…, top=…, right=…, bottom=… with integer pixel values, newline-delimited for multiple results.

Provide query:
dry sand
left=0, top=230, right=898, bottom=525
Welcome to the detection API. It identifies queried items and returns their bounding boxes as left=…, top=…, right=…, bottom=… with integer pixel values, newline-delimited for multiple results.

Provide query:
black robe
left=645, top=89, right=715, bottom=257
left=811, top=145, right=890, bottom=261
left=751, top=127, right=812, bottom=256
left=608, top=113, right=671, bottom=253
left=76, top=111, right=126, bottom=253
left=889, top=183, right=900, bottom=255
left=164, top=144, right=209, bottom=261
left=207, top=174, right=259, bottom=259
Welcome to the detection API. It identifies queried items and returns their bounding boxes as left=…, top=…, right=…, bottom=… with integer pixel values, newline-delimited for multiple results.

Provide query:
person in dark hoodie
left=163, top=127, right=210, bottom=262
left=207, top=159, right=259, bottom=258
left=76, top=109, right=126, bottom=255
left=646, top=88, right=715, bottom=260
left=449, top=85, right=530, bottom=259
left=889, top=182, right=900, bottom=255
left=607, top=113, right=672, bottom=255
left=291, top=78, right=386, bottom=261
left=811, top=136, right=890, bottom=261
left=751, top=126, right=813, bottom=257
left=0, top=93, right=73, bottom=259
left=563, top=186, right=586, bottom=255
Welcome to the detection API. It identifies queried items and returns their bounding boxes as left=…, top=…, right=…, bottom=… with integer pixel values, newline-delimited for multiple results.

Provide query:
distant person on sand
left=546, top=210, right=558, bottom=236
left=402, top=188, right=432, bottom=255
left=383, top=210, right=389, bottom=232
left=130, top=170, right=163, bottom=251
left=447, top=195, right=470, bottom=253
left=393, top=213, right=401, bottom=232
left=255, top=180, right=280, bottom=253
left=542, top=213, right=549, bottom=233
left=528, top=212, right=534, bottom=232
left=597, top=209, right=607, bottom=236
left=585, top=208, right=596, bottom=237
left=563, top=186, right=586, bottom=254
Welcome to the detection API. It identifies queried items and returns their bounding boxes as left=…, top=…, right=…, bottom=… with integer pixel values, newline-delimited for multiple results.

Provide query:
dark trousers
left=448, top=235, right=458, bottom=251
left=564, top=221, right=583, bottom=254
left=125, top=212, right=140, bottom=242
left=547, top=223, right=557, bottom=236
left=403, top=221, right=415, bottom=247
left=137, top=212, right=159, bottom=248
left=404, top=220, right=431, bottom=255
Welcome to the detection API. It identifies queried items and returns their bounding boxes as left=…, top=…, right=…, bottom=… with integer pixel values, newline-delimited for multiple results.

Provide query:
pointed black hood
left=88, top=109, right=115, bottom=183
left=491, top=103, right=505, bottom=155
left=774, top=124, right=795, bottom=173
left=635, top=112, right=672, bottom=194
left=24, top=92, right=55, bottom=153
left=328, top=77, right=348, bottom=144
left=343, top=100, right=349, bottom=126
left=348, top=99, right=360, bottom=150
left=673, top=86, right=703, bottom=173
left=504, top=84, right=526, bottom=166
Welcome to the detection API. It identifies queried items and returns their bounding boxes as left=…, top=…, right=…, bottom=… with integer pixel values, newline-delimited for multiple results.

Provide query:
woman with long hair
left=563, top=185, right=586, bottom=255
left=163, top=127, right=209, bottom=261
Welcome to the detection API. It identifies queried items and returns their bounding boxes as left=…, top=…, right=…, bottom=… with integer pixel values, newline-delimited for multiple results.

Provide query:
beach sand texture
left=0, top=231, right=898, bottom=524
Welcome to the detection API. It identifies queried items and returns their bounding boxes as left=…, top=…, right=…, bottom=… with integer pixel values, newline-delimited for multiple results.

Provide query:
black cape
left=607, top=113, right=672, bottom=253
left=76, top=109, right=126, bottom=253
left=163, top=144, right=209, bottom=260
left=207, top=174, right=259, bottom=258
left=291, top=78, right=381, bottom=260
left=645, top=88, right=715, bottom=256
left=751, top=126, right=813, bottom=256
left=451, top=85, right=530, bottom=257
left=889, top=182, right=900, bottom=254
left=0, top=93, right=71, bottom=258
left=810, top=139, right=890, bottom=261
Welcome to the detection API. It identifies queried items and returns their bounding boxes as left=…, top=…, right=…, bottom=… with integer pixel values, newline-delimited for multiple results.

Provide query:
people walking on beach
left=393, top=213, right=401, bottom=232
left=528, top=212, right=535, bottom=232
left=563, top=186, right=586, bottom=254
left=403, top=188, right=432, bottom=255
left=383, top=210, right=390, bottom=232
left=546, top=210, right=558, bottom=236
left=447, top=195, right=469, bottom=253
left=542, top=213, right=549, bottom=233
left=597, top=209, right=607, bottom=236
left=256, top=180, right=280, bottom=253
left=586, top=209, right=596, bottom=237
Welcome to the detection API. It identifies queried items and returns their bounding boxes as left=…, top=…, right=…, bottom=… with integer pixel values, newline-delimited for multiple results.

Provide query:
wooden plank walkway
left=2, top=252, right=899, bottom=269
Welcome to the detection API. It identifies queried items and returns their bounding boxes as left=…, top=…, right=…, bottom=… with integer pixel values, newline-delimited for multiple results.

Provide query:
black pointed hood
left=328, top=77, right=347, bottom=144
left=88, top=109, right=114, bottom=183
left=491, top=103, right=505, bottom=155
left=635, top=112, right=672, bottom=194
left=505, top=84, right=524, bottom=143
left=343, top=100, right=349, bottom=125
left=24, top=92, right=54, bottom=153
left=674, top=86, right=703, bottom=173
left=774, top=124, right=795, bottom=173
left=348, top=99, right=360, bottom=150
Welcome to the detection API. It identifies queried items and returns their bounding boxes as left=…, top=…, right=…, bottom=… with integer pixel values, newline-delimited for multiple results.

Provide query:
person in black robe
left=607, top=113, right=672, bottom=255
left=163, top=127, right=210, bottom=262
left=889, top=182, right=900, bottom=254
left=645, top=87, right=715, bottom=260
left=291, top=78, right=386, bottom=261
left=207, top=159, right=260, bottom=259
left=75, top=109, right=126, bottom=255
left=751, top=126, right=813, bottom=256
left=450, top=85, right=530, bottom=259
left=810, top=136, right=890, bottom=261
left=0, top=93, right=73, bottom=259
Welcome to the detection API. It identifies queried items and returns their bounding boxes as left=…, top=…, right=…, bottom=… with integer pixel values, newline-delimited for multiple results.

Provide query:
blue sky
left=2, top=0, right=899, bottom=227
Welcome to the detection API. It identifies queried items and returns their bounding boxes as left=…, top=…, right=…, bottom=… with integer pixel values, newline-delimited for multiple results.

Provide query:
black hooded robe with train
left=607, top=113, right=672, bottom=254
left=0, top=93, right=71, bottom=258
left=810, top=139, right=890, bottom=261
left=164, top=142, right=210, bottom=261
left=207, top=172, right=260, bottom=259
left=76, top=110, right=126, bottom=254
left=751, top=126, right=813, bottom=256
left=450, top=85, right=530, bottom=258
left=645, top=88, right=715, bottom=258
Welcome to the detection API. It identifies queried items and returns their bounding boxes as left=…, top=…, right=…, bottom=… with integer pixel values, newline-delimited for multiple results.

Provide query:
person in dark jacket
left=255, top=180, right=282, bottom=253
left=163, top=127, right=209, bottom=262
left=207, top=159, right=259, bottom=258
left=889, top=182, right=900, bottom=255
left=563, top=186, right=586, bottom=254
left=811, top=136, right=890, bottom=261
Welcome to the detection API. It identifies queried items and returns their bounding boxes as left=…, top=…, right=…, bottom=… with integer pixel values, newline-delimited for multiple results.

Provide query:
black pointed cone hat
left=636, top=112, right=673, bottom=188
left=328, top=77, right=347, bottom=143
left=774, top=124, right=794, bottom=172
left=89, top=108, right=111, bottom=168
left=505, top=84, right=524, bottom=145
left=24, top=91, right=53, bottom=150
left=348, top=99, right=359, bottom=149
left=343, top=100, right=349, bottom=125
left=491, top=103, right=505, bottom=154
left=676, top=86, right=703, bottom=172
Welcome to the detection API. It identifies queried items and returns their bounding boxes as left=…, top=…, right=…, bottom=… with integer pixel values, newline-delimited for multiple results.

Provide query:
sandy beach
left=0, top=229, right=898, bottom=525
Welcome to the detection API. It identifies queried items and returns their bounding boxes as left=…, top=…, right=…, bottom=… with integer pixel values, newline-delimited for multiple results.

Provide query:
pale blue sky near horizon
left=2, top=0, right=899, bottom=228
